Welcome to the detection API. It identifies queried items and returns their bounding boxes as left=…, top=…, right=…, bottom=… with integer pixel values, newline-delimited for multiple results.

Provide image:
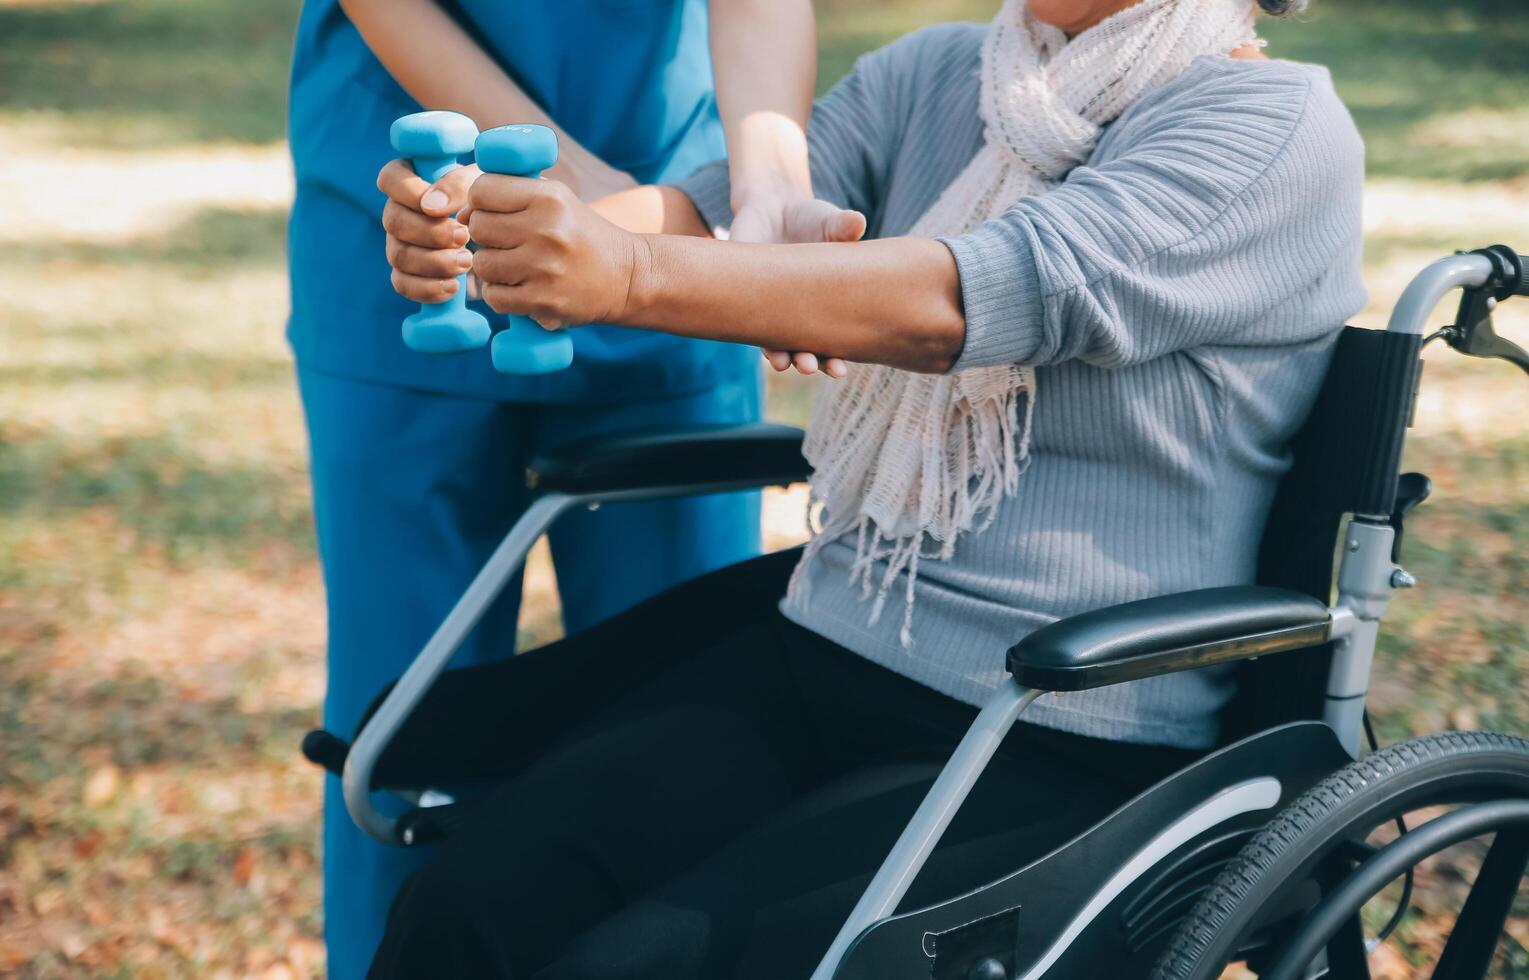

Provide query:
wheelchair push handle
left=474, top=124, right=575, bottom=375
left=1428, top=245, right=1529, bottom=377
left=1506, top=247, right=1529, bottom=297
left=1388, top=244, right=1529, bottom=372
left=390, top=111, right=493, bottom=355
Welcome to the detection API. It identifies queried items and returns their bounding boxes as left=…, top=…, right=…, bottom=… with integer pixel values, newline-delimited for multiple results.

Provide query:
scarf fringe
left=786, top=382, right=1035, bottom=645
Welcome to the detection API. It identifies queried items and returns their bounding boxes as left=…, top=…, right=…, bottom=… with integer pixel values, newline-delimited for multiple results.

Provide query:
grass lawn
left=0, top=0, right=1526, bottom=975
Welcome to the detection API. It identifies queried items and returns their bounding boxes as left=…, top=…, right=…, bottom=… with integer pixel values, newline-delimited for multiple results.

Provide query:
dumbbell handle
left=411, top=153, right=463, bottom=187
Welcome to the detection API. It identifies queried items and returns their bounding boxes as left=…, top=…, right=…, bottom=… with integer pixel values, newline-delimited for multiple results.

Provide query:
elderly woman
left=367, top=0, right=1365, bottom=975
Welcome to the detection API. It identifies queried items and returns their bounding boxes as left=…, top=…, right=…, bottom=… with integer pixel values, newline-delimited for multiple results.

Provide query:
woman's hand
left=729, top=191, right=866, bottom=379
left=466, top=174, right=642, bottom=329
left=377, top=158, right=479, bottom=304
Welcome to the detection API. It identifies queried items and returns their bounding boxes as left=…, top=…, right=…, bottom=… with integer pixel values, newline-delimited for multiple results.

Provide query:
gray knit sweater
left=675, top=23, right=1366, bottom=748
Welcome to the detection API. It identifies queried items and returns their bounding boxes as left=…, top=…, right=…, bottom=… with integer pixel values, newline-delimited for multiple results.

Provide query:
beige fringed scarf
left=790, top=0, right=1259, bottom=645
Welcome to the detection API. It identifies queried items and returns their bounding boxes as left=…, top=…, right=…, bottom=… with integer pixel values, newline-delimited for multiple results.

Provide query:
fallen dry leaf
left=73, top=827, right=104, bottom=859
left=233, top=847, right=257, bottom=886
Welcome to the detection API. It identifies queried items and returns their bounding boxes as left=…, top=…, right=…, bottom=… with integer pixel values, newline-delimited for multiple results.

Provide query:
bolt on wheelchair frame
left=324, top=246, right=1529, bottom=978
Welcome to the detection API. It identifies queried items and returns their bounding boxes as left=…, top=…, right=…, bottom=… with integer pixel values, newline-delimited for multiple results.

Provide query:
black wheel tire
left=1151, top=730, right=1529, bottom=980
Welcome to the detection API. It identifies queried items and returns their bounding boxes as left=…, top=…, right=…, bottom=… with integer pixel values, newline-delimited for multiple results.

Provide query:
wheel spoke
left=1326, top=914, right=1371, bottom=980
left=1431, top=828, right=1529, bottom=980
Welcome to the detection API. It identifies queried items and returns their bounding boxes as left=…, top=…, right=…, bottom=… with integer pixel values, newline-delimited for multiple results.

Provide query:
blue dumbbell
left=475, top=125, right=574, bottom=375
left=390, top=110, right=491, bottom=354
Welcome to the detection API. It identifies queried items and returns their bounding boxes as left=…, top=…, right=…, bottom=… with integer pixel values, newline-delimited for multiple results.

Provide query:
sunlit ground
left=1, top=0, right=1527, bottom=975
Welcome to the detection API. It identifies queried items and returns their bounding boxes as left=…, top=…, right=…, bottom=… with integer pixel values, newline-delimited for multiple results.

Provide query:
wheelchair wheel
left=1152, top=730, right=1529, bottom=980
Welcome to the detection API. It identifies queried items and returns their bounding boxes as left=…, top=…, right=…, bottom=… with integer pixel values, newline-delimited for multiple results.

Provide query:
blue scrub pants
left=296, top=366, right=762, bottom=980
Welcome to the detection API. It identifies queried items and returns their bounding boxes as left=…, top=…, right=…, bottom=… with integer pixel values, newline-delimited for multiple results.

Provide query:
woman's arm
left=340, top=0, right=633, bottom=199
left=626, top=235, right=962, bottom=373
left=465, top=177, right=965, bottom=373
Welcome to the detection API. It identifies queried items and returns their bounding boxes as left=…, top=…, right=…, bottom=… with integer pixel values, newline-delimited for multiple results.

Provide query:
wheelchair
left=303, top=245, right=1529, bottom=978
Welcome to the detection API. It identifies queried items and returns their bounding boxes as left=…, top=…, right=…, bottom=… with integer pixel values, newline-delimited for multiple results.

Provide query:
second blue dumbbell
left=475, top=125, right=574, bottom=375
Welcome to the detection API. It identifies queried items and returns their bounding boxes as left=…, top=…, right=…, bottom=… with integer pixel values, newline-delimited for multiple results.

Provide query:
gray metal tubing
left=1386, top=252, right=1493, bottom=335
left=1324, top=520, right=1398, bottom=757
left=553, top=477, right=807, bottom=505
left=342, top=492, right=575, bottom=844
left=811, top=681, right=1043, bottom=980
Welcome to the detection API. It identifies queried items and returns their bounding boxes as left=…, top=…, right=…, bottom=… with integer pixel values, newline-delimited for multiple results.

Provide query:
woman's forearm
left=627, top=235, right=965, bottom=373
left=466, top=175, right=962, bottom=372
left=710, top=0, right=817, bottom=204
left=339, top=0, right=623, bottom=195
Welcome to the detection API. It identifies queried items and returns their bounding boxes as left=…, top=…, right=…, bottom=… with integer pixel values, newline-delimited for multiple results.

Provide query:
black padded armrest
left=1007, top=586, right=1331, bottom=693
left=527, top=422, right=809, bottom=496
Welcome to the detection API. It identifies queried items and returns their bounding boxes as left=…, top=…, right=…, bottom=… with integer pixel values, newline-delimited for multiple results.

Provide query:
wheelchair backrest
left=1221, top=325, right=1425, bottom=741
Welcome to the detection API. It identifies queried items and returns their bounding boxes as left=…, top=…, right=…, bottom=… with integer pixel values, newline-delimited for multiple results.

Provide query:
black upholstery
left=1007, top=587, right=1331, bottom=692
left=527, top=422, right=809, bottom=496
left=1232, top=326, right=1422, bottom=740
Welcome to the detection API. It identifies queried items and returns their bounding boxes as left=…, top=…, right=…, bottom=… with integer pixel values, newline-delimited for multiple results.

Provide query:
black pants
left=367, top=550, right=1200, bottom=979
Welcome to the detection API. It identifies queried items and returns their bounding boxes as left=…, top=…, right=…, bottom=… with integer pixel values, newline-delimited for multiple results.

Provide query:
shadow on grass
left=1262, top=2, right=1529, bottom=182
left=1367, top=430, right=1529, bottom=738
left=0, top=646, right=318, bottom=783
left=0, top=0, right=301, bottom=148
left=0, top=639, right=325, bottom=954
left=3, top=205, right=291, bottom=272
left=1365, top=229, right=1529, bottom=267
left=0, top=426, right=314, bottom=571
left=3, top=0, right=1524, bottom=181
left=815, top=0, right=1529, bottom=183
left=0, top=352, right=293, bottom=389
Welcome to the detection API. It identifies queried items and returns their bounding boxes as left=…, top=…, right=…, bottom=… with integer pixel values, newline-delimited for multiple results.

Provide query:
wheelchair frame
left=325, top=247, right=1527, bottom=979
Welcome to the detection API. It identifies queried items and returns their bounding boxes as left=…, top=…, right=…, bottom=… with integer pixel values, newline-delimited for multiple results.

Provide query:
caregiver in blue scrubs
left=286, top=0, right=819, bottom=974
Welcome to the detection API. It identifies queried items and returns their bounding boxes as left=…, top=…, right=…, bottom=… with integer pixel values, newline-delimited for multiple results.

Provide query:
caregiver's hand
left=730, top=191, right=866, bottom=379
left=377, top=158, right=479, bottom=303
left=466, top=175, right=640, bottom=329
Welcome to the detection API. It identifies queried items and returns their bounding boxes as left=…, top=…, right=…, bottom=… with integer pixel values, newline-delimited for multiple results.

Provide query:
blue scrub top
left=287, top=0, right=753, bottom=404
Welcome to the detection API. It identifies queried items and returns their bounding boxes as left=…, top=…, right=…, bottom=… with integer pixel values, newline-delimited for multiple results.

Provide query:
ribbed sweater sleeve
left=949, top=66, right=1365, bottom=370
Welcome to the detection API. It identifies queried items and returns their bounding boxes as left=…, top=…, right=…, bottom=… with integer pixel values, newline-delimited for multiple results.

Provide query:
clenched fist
left=466, top=175, right=644, bottom=330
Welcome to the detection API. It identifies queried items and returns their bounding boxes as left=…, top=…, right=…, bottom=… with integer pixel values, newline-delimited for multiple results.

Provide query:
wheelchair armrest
left=1007, top=586, right=1332, bottom=692
left=526, top=422, right=809, bottom=496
